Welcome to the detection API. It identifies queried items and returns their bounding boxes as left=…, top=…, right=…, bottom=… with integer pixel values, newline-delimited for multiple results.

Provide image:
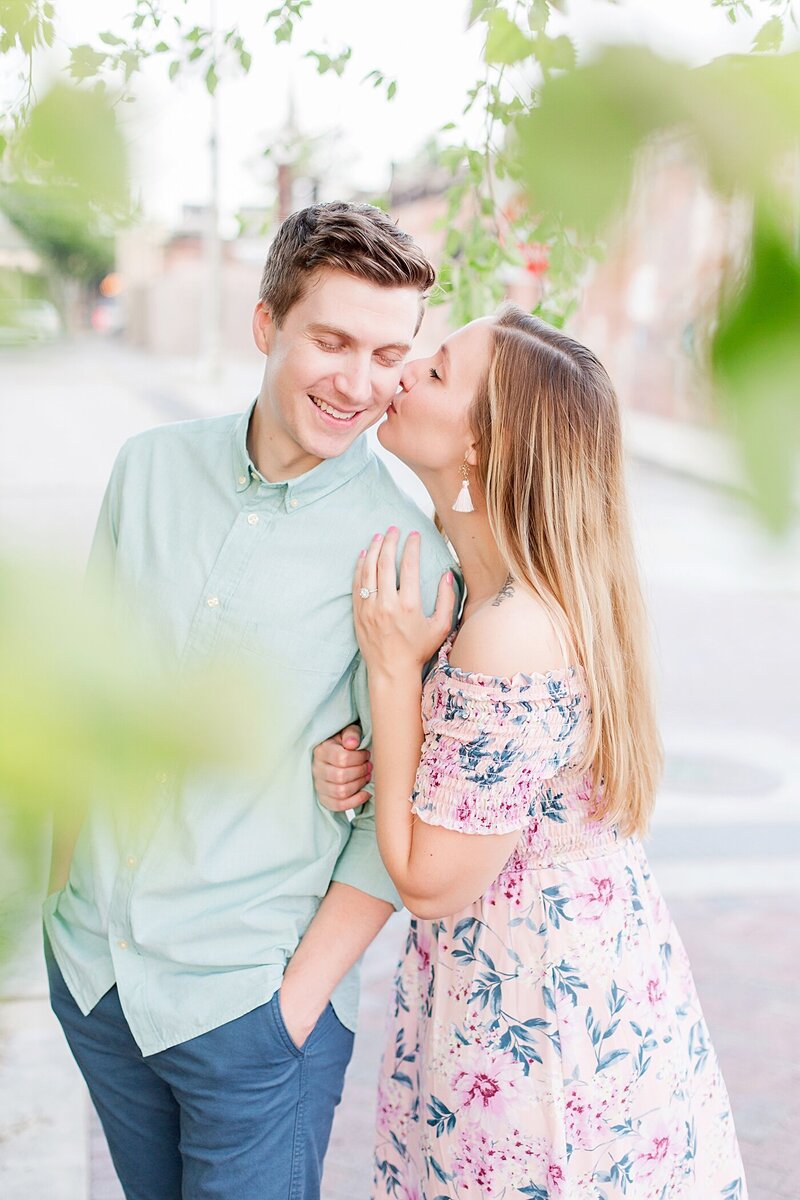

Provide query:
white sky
left=11, top=0, right=797, bottom=226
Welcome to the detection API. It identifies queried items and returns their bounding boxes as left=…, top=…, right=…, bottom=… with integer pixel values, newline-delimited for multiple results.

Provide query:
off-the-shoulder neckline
left=437, top=630, right=587, bottom=690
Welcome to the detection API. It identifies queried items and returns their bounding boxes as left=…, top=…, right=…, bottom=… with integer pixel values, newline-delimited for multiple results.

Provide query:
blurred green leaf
left=0, top=562, right=271, bottom=956
left=528, top=0, right=550, bottom=33
left=0, top=0, right=55, bottom=55
left=516, top=47, right=800, bottom=234
left=485, top=9, right=535, bottom=65
left=0, top=570, right=260, bottom=820
left=687, top=53, right=800, bottom=213
left=515, top=47, right=681, bottom=235
left=752, top=15, right=784, bottom=52
left=468, top=0, right=492, bottom=27
left=533, top=32, right=576, bottom=72
left=305, top=46, right=352, bottom=76
left=17, top=82, right=129, bottom=213
left=711, top=212, right=800, bottom=531
left=68, top=42, right=107, bottom=80
left=0, top=180, right=114, bottom=283
left=513, top=43, right=800, bottom=527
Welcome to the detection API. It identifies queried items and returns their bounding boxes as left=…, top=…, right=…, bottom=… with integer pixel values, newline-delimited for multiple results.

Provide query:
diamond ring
left=359, top=587, right=377, bottom=599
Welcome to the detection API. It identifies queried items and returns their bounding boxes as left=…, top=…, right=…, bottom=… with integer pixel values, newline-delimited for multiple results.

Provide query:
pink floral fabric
left=372, top=639, right=747, bottom=1200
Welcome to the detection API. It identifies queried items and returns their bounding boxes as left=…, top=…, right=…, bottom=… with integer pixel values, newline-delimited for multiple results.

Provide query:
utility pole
left=203, top=0, right=222, bottom=381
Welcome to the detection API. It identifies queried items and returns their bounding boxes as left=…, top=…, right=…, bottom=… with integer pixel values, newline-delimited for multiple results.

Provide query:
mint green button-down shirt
left=43, top=404, right=457, bottom=1055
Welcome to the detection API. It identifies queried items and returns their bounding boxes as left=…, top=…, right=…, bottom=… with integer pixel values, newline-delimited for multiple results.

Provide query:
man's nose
left=334, top=356, right=372, bottom=407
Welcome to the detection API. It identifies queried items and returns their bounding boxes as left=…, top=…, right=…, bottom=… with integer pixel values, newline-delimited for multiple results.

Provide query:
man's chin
left=301, top=418, right=366, bottom=461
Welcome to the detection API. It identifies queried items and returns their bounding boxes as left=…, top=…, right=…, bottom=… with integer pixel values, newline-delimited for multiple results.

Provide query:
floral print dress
left=372, top=637, right=747, bottom=1200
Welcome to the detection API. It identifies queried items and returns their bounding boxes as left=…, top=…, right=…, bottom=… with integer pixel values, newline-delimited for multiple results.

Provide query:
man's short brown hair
left=258, top=201, right=436, bottom=326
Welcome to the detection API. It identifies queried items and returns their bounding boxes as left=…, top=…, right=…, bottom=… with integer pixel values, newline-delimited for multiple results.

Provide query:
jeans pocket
left=270, top=989, right=307, bottom=1059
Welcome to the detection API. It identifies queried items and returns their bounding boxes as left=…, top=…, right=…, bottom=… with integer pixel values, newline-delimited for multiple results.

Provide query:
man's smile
left=309, top=394, right=363, bottom=423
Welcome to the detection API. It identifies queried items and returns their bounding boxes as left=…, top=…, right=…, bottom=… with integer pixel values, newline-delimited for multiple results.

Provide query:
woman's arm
left=354, top=528, right=519, bottom=919
left=368, top=666, right=519, bottom=918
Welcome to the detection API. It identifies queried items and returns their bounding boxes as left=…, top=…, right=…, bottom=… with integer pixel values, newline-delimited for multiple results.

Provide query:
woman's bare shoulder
left=449, top=581, right=568, bottom=679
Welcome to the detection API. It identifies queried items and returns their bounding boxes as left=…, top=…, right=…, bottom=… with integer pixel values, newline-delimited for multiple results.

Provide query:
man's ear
left=252, top=302, right=275, bottom=355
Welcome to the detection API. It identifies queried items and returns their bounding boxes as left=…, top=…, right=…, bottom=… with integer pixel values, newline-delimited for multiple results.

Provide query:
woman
left=314, top=306, right=747, bottom=1199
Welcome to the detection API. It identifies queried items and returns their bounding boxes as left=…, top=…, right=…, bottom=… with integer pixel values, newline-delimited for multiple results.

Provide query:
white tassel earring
left=451, top=461, right=475, bottom=513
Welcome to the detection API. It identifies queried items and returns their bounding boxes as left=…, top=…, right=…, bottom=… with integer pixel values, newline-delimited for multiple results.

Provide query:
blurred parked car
left=90, top=294, right=124, bottom=335
left=0, top=299, right=62, bottom=346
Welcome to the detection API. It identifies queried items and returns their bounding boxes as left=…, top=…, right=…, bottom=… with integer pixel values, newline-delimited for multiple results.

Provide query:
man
left=44, top=202, right=458, bottom=1200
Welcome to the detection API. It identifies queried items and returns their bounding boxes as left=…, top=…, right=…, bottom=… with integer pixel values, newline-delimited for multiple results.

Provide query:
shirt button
left=289, top=498, right=299, bottom=509
left=238, top=475, right=247, bottom=485
left=207, top=596, right=220, bottom=608
left=126, top=856, right=138, bottom=868
left=247, top=513, right=259, bottom=525
left=118, top=939, right=129, bottom=950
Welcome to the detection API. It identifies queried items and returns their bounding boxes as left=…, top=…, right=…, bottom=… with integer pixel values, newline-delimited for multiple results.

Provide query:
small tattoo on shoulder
left=492, top=574, right=515, bottom=606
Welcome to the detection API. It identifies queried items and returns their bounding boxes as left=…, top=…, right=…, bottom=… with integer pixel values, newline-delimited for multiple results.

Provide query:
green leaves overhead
left=712, top=211, right=800, bottom=532
left=528, top=0, right=550, bottom=33
left=515, top=48, right=682, bottom=236
left=305, top=47, right=352, bottom=77
left=688, top=52, right=800, bottom=214
left=0, top=0, right=55, bottom=55
left=514, top=43, right=800, bottom=527
left=516, top=46, right=800, bottom=235
left=484, top=9, right=536, bottom=65
left=16, top=82, right=129, bottom=213
left=0, top=181, right=115, bottom=283
left=752, top=15, right=784, bottom=52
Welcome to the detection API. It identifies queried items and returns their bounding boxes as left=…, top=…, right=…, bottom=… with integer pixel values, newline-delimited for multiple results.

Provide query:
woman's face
left=377, top=316, right=495, bottom=475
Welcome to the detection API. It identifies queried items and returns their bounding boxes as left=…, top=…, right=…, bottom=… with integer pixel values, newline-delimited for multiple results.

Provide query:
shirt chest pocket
left=240, top=622, right=357, bottom=678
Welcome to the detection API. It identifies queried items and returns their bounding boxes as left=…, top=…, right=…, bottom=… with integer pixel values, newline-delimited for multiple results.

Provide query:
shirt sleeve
left=85, top=441, right=129, bottom=589
left=331, top=653, right=401, bottom=908
left=410, top=673, right=570, bottom=836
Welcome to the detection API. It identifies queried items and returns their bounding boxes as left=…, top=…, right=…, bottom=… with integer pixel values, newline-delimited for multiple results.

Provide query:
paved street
left=1, top=336, right=798, bottom=1200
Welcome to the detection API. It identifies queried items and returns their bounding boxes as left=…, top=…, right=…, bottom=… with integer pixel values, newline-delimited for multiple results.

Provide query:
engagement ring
left=359, top=587, right=377, bottom=598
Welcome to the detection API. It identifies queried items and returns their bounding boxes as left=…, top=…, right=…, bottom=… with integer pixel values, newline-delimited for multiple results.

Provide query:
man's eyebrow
left=307, top=323, right=411, bottom=354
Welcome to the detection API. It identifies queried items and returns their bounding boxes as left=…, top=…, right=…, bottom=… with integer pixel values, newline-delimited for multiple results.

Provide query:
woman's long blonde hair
left=471, top=304, right=662, bottom=836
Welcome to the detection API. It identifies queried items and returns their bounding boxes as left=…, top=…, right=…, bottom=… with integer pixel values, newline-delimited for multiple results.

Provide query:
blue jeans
left=45, top=940, right=354, bottom=1200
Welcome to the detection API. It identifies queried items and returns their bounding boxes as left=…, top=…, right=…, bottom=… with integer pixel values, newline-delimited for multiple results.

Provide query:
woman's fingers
left=361, top=531, right=383, bottom=598
left=353, top=549, right=364, bottom=601
left=399, top=531, right=421, bottom=606
left=378, top=526, right=399, bottom=598
left=432, top=569, right=456, bottom=637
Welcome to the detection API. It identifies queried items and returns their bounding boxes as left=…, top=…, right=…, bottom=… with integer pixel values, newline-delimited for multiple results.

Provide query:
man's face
left=253, top=269, right=422, bottom=464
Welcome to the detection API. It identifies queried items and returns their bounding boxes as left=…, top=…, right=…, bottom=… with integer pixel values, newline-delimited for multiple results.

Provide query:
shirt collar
left=232, top=399, right=373, bottom=510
